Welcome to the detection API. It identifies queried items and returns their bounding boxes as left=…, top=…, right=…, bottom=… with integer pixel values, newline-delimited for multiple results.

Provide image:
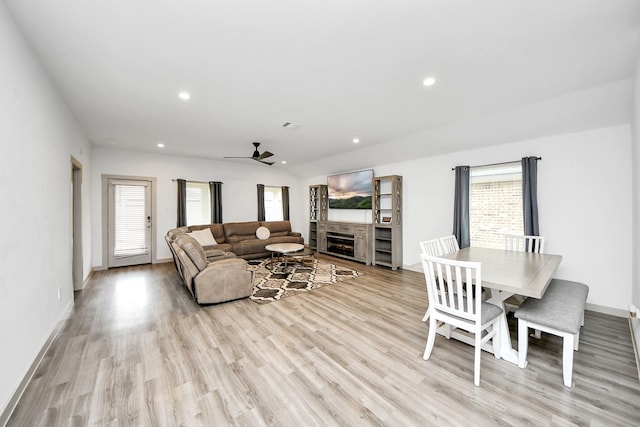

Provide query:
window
left=469, top=163, right=523, bottom=249
left=264, top=186, right=283, bottom=221
left=186, top=182, right=211, bottom=226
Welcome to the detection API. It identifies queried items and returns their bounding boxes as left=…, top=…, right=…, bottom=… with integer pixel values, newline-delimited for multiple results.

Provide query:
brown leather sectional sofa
left=168, top=220, right=304, bottom=259
left=164, top=220, right=304, bottom=304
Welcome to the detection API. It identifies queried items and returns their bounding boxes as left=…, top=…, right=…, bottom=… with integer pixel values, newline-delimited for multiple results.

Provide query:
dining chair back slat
left=439, top=235, right=460, bottom=254
left=419, top=238, right=445, bottom=322
left=419, top=238, right=443, bottom=257
left=504, top=234, right=545, bottom=253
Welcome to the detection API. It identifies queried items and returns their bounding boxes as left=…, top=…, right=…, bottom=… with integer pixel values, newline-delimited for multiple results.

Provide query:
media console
left=317, top=221, right=372, bottom=265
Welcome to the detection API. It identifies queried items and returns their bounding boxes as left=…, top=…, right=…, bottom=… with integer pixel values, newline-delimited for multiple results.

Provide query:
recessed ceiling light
left=423, top=77, right=436, bottom=87
left=157, top=143, right=165, bottom=148
left=178, top=91, right=191, bottom=100
left=353, top=138, right=360, bottom=144
left=281, top=161, right=287, bottom=164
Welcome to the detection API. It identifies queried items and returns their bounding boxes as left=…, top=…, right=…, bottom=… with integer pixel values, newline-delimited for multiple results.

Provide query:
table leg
left=487, top=289, right=519, bottom=364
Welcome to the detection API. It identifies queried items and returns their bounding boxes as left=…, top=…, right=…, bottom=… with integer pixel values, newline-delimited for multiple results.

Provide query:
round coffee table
left=265, top=243, right=304, bottom=270
left=282, top=246, right=315, bottom=267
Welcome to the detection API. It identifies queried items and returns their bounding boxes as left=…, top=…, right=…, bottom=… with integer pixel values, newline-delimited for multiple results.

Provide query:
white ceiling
left=5, top=0, right=640, bottom=177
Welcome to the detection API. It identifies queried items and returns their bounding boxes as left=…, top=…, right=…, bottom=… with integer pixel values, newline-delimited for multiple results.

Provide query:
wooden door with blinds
left=107, top=179, right=152, bottom=267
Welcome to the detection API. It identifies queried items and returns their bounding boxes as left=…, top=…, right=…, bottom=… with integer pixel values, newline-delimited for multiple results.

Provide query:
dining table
left=440, top=246, right=562, bottom=365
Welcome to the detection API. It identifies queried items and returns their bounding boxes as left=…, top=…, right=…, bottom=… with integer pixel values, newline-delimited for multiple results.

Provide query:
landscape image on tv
left=327, top=169, right=373, bottom=209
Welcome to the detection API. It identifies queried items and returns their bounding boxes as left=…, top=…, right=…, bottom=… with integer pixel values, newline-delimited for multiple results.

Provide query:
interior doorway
left=71, top=157, right=83, bottom=292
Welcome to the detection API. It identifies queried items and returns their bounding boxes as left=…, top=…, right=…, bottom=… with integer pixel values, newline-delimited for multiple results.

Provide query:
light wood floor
left=7, top=256, right=640, bottom=426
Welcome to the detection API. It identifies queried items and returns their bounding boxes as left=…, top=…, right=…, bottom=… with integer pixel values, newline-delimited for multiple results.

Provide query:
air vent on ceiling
left=282, top=121, right=301, bottom=130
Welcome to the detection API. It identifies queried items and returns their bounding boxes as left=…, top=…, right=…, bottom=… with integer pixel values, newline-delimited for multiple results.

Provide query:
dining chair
left=418, top=239, right=444, bottom=322
left=503, top=234, right=546, bottom=318
left=419, top=238, right=443, bottom=258
left=504, top=234, right=545, bottom=254
left=439, top=235, right=460, bottom=254
left=421, top=254, right=502, bottom=386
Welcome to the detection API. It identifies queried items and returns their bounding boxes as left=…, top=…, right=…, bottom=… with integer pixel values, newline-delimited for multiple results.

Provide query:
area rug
left=247, top=258, right=360, bottom=303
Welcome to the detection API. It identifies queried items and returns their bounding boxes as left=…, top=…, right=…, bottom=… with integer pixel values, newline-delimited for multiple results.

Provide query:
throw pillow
left=189, top=228, right=217, bottom=246
left=256, top=226, right=270, bottom=240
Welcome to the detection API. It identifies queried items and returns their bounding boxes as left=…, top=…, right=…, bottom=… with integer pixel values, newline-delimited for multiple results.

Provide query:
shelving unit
left=372, top=175, right=403, bottom=270
left=308, top=185, right=328, bottom=250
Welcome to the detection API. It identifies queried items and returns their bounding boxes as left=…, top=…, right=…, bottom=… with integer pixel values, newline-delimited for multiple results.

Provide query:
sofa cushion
left=232, top=239, right=267, bottom=256
left=261, top=221, right=292, bottom=234
left=189, top=224, right=226, bottom=244
left=189, top=228, right=217, bottom=246
left=175, top=234, right=208, bottom=271
left=167, top=226, right=189, bottom=240
left=224, top=221, right=260, bottom=242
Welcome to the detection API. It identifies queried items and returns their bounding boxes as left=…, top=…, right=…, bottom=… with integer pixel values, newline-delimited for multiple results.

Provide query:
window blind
left=114, top=184, right=149, bottom=257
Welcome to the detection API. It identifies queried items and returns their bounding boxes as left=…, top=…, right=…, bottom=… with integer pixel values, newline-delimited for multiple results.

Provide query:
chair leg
left=422, top=307, right=430, bottom=322
left=423, top=317, right=437, bottom=360
left=518, top=319, right=529, bottom=369
left=474, top=331, right=482, bottom=386
left=532, top=329, right=541, bottom=339
left=563, top=333, right=575, bottom=387
left=574, top=330, right=580, bottom=351
left=492, top=322, right=500, bottom=359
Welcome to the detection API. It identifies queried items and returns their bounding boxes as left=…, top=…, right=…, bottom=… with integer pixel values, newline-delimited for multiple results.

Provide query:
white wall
left=632, top=52, right=640, bottom=312
left=91, top=146, right=304, bottom=266
left=303, top=125, right=632, bottom=312
left=0, top=2, right=92, bottom=416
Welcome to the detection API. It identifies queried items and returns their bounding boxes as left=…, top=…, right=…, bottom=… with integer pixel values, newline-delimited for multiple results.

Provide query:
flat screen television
left=327, top=169, right=374, bottom=209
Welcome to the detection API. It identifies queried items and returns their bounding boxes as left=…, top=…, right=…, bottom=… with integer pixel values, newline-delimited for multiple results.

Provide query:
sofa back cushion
left=167, top=226, right=189, bottom=241
left=261, top=221, right=292, bottom=237
left=189, top=224, right=226, bottom=244
left=224, top=221, right=260, bottom=242
left=175, top=234, right=208, bottom=271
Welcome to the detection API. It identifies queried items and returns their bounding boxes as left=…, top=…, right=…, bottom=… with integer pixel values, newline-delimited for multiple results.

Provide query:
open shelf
left=372, top=175, right=402, bottom=270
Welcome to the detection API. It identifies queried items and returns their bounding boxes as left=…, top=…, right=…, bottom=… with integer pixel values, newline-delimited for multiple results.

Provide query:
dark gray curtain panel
left=176, top=179, right=187, bottom=227
left=522, top=156, right=539, bottom=236
left=209, top=181, right=223, bottom=224
left=281, top=186, right=290, bottom=221
left=257, top=184, right=265, bottom=221
left=453, top=166, right=470, bottom=248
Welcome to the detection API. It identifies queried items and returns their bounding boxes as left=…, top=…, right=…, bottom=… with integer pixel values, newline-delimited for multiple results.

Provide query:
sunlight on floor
left=112, top=274, right=149, bottom=328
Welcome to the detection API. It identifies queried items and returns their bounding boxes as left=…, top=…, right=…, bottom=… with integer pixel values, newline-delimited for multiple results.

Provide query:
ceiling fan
left=224, top=142, right=275, bottom=165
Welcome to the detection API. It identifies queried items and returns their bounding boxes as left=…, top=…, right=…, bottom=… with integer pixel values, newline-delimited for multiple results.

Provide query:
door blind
left=114, top=184, right=149, bottom=257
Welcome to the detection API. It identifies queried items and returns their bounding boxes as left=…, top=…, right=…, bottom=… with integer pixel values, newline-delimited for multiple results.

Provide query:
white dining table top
left=441, top=246, right=562, bottom=299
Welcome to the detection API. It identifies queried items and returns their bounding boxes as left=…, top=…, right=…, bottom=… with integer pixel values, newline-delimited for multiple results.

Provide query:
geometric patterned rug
left=247, top=257, right=361, bottom=304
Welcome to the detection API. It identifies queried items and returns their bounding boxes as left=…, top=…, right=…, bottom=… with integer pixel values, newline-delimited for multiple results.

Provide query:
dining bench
left=515, top=279, right=589, bottom=387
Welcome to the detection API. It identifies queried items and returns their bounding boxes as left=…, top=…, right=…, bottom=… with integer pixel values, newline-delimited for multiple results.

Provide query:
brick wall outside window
left=470, top=176, right=523, bottom=249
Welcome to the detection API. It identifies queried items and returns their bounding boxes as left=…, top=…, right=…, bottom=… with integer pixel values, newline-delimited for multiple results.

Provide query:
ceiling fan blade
left=254, top=158, right=274, bottom=165
left=258, top=151, right=274, bottom=159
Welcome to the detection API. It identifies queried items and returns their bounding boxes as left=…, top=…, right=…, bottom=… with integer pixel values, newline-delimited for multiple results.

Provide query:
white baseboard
left=585, top=302, right=628, bottom=318
left=630, top=316, right=640, bottom=382
left=0, top=301, right=74, bottom=426
left=402, top=262, right=423, bottom=273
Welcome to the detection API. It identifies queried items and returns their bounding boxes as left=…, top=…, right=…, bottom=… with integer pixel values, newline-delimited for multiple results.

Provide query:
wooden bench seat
left=515, top=279, right=589, bottom=387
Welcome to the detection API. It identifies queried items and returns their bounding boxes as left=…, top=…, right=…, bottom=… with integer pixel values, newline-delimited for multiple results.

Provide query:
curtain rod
left=451, top=157, right=541, bottom=171
left=172, top=179, right=223, bottom=184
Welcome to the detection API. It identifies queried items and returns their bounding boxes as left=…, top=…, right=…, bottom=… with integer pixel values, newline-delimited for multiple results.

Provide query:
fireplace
left=326, top=235, right=355, bottom=258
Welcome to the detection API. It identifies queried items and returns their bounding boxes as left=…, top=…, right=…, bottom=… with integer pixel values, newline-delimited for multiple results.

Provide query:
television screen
left=327, top=169, right=373, bottom=209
